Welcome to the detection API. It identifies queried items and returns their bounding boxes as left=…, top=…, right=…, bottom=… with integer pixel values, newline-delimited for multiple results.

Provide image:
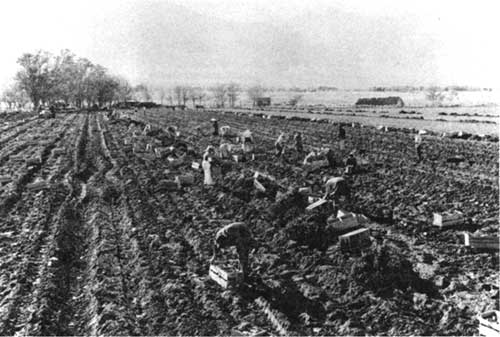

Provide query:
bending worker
left=211, top=222, right=256, bottom=280
left=324, top=176, right=351, bottom=205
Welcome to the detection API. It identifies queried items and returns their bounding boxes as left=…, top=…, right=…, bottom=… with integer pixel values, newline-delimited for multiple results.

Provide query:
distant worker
left=325, top=148, right=336, bottom=168
left=211, top=119, right=219, bottom=136
left=211, top=222, right=256, bottom=280
left=219, top=143, right=232, bottom=159
left=345, top=152, right=357, bottom=174
left=241, top=129, right=254, bottom=155
left=415, top=132, right=423, bottom=162
left=202, top=146, right=216, bottom=186
left=338, top=124, right=346, bottom=150
left=294, top=132, right=303, bottom=153
left=275, top=132, right=286, bottom=157
left=323, top=176, right=351, bottom=206
left=303, top=150, right=317, bottom=165
left=166, top=126, right=178, bottom=139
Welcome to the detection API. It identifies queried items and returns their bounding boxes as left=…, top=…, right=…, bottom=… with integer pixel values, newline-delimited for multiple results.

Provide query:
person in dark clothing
left=211, top=119, right=219, bottom=136
left=339, top=125, right=346, bottom=139
left=345, top=153, right=357, bottom=173
left=325, top=148, right=336, bottom=168
left=324, top=176, right=351, bottom=204
left=211, top=222, right=256, bottom=280
left=294, top=132, right=303, bottom=153
left=338, top=125, right=346, bottom=150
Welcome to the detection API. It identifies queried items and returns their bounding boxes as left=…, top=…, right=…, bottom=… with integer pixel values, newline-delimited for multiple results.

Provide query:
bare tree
left=173, top=86, right=189, bottom=105
left=133, top=84, right=151, bottom=102
left=188, top=87, right=200, bottom=107
left=247, top=85, right=264, bottom=107
left=289, top=94, right=303, bottom=107
left=1, top=84, right=29, bottom=110
left=211, top=84, right=227, bottom=108
left=227, top=82, right=240, bottom=108
left=197, top=89, right=206, bottom=106
left=155, top=86, right=167, bottom=105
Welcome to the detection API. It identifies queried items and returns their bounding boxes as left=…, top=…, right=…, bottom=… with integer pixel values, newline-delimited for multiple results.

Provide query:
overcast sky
left=0, top=0, right=498, bottom=89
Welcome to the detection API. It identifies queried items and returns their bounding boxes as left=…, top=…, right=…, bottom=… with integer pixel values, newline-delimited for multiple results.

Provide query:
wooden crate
left=298, top=187, right=311, bottom=195
left=209, top=260, right=243, bottom=289
left=478, top=311, right=500, bottom=337
left=231, top=325, right=268, bottom=336
left=0, top=176, right=11, bottom=184
left=433, top=212, right=465, bottom=228
left=254, top=179, right=266, bottom=192
left=306, top=198, right=328, bottom=211
left=52, top=148, right=66, bottom=156
left=175, top=174, right=194, bottom=186
left=191, top=162, right=201, bottom=170
left=328, top=211, right=359, bottom=231
left=27, top=180, right=48, bottom=191
left=339, top=228, right=371, bottom=252
left=463, top=233, right=499, bottom=251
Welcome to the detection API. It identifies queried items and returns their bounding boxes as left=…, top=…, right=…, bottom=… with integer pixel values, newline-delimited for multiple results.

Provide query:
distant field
left=223, top=107, right=499, bottom=136
left=256, top=89, right=500, bottom=107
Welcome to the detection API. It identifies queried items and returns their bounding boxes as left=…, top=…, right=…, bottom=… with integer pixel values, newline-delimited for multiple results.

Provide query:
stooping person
left=240, top=129, right=254, bottom=157
left=220, top=125, right=231, bottom=137
left=210, top=222, right=256, bottom=281
left=219, top=143, right=232, bottom=159
left=323, top=176, right=351, bottom=206
left=303, top=150, right=319, bottom=165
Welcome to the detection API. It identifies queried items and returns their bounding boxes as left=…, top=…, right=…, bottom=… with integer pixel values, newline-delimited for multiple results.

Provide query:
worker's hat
left=210, top=118, right=217, bottom=122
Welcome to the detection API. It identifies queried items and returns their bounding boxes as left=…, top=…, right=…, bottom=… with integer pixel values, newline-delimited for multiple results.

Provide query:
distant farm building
left=256, top=97, right=271, bottom=107
left=355, top=96, right=404, bottom=107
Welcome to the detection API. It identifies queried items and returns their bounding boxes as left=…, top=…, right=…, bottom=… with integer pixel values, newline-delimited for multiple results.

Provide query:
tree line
left=2, top=49, right=134, bottom=110
left=1, top=49, right=273, bottom=110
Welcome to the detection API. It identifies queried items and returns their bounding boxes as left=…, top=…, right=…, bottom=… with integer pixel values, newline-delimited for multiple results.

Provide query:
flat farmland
left=0, top=108, right=497, bottom=335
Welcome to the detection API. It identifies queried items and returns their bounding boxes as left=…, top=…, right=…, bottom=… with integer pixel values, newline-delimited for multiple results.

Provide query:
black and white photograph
left=0, top=0, right=498, bottom=335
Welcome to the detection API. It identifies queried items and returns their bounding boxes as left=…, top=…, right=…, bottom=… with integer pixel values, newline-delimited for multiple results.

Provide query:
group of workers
left=203, top=119, right=354, bottom=281
left=136, top=114, right=425, bottom=282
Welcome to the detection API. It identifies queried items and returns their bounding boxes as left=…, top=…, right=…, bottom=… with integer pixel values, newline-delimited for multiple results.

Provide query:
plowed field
left=0, top=108, right=497, bottom=336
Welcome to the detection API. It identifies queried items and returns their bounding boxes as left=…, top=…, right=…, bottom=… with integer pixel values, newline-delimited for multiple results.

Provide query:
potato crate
left=254, top=179, right=266, bottom=192
left=51, top=148, right=66, bottom=156
left=27, top=180, right=48, bottom=191
left=209, top=260, right=243, bottom=289
left=0, top=176, right=11, bottom=184
left=339, top=228, right=371, bottom=252
left=306, top=198, right=328, bottom=211
left=463, top=233, right=499, bottom=251
left=298, top=187, right=312, bottom=195
left=175, top=174, right=194, bottom=186
left=433, top=211, right=465, bottom=228
left=328, top=210, right=359, bottom=231
left=231, top=324, right=268, bottom=336
left=191, top=161, right=201, bottom=170
left=305, top=160, right=329, bottom=172
left=478, top=311, right=500, bottom=337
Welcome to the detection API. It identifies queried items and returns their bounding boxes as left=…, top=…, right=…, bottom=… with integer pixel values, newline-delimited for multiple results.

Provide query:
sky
left=0, top=0, right=498, bottom=90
